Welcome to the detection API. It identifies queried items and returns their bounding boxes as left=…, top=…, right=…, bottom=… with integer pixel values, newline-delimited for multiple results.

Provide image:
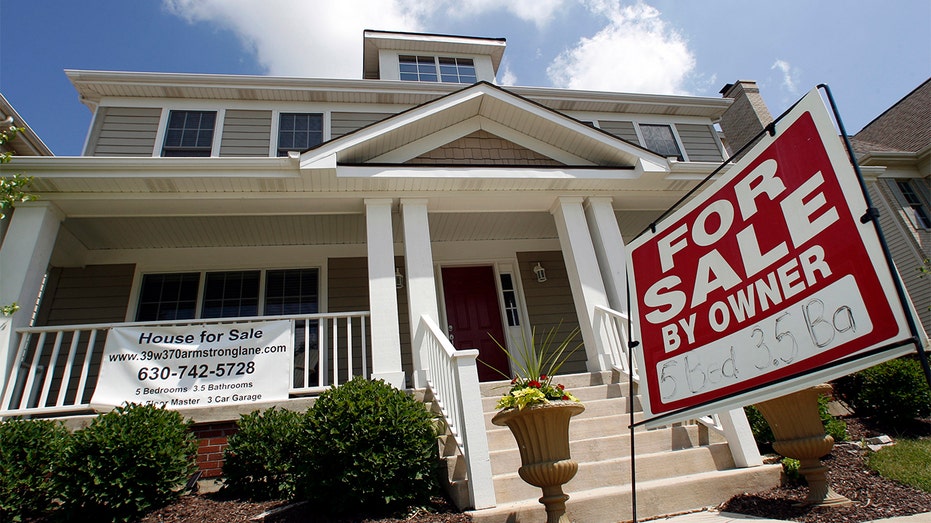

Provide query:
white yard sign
left=92, top=320, right=292, bottom=409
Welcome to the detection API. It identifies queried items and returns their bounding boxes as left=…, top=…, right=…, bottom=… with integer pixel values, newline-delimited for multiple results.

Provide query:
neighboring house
left=849, top=79, right=930, bottom=342
left=0, top=92, right=54, bottom=244
left=0, top=31, right=792, bottom=519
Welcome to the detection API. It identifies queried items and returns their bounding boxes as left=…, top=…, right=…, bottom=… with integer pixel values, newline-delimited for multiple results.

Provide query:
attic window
left=399, top=55, right=476, bottom=84
left=639, top=124, right=683, bottom=161
left=162, top=110, right=216, bottom=157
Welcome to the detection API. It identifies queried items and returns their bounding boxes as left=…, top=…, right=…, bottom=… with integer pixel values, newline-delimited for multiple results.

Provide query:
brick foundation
left=192, top=421, right=239, bottom=478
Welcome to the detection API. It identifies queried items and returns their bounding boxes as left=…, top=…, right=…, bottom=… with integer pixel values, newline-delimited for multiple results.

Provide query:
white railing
left=0, top=312, right=370, bottom=418
left=418, top=315, right=495, bottom=510
left=593, top=304, right=727, bottom=433
left=592, top=305, right=762, bottom=467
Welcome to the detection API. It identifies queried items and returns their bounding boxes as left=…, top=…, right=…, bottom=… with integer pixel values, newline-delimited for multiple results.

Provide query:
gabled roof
left=852, top=78, right=931, bottom=154
left=0, top=92, right=53, bottom=156
left=300, top=82, right=669, bottom=174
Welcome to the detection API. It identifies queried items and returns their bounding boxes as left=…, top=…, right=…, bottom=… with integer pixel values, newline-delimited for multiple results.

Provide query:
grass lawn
left=867, top=438, right=931, bottom=493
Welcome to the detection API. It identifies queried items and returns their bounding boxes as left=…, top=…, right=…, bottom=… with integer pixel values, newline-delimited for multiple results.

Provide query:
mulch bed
left=720, top=416, right=931, bottom=523
left=136, top=416, right=930, bottom=523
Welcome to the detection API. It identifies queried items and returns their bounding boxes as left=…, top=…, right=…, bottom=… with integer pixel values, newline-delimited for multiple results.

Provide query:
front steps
left=461, top=371, right=781, bottom=523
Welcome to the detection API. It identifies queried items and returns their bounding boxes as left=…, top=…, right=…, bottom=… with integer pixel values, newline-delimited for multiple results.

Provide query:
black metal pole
left=818, top=83, right=931, bottom=392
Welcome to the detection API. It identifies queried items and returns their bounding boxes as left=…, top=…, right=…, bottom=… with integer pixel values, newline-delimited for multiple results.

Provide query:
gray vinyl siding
left=327, top=257, right=413, bottom=386
left=515, top=251, right=587, bottom=375
left=32, top=264, right=135, bottom=406
left=331, top=112, right=393, bottom=139
left=677, top=123, right=724, bottom=162
left=85, top=107, right=161, bottom=156
left=598, top=120, right=639, bottom=145
left=219, top=110, right=272, bottom=157
left=869, top=181, right=931, bottom=337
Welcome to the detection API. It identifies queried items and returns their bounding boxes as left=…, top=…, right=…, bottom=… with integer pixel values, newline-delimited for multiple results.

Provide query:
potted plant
left=488, top=325, right=585, bottom=523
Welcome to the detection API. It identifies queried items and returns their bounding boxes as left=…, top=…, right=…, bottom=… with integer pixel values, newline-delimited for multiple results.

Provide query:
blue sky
left=1, top=0, right=929, bottom=156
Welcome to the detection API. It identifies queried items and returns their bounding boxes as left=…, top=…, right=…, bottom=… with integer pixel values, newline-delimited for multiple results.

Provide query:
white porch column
left=364, top=199, right=405, bottom=389
left=0, top=202, right=64, bottom=386
left=400, top=199, right=438, bottom=389
left=584, top=197, right=628, bottom=314
left=550, top=197, right=613, bottom=372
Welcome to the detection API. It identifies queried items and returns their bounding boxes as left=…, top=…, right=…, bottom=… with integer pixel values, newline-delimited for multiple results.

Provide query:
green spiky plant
left=488, top=324, right=584, bottom=410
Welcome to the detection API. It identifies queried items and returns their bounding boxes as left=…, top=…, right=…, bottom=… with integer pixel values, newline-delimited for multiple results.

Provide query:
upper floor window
left=278, top=113, right=323, bottom=156
left=895, top=179, right=931, bottom=229
left=639, top=124, right=683, bottom=161
left=399, top=55, right=476, bottom=84
left=162, top=110, right=216, bottom=157
left=438, top=57, right=476, bottom=83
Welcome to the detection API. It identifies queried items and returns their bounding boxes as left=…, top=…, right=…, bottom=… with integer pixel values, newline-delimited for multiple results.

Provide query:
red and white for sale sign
left=628, top=89, right=917, bottom=425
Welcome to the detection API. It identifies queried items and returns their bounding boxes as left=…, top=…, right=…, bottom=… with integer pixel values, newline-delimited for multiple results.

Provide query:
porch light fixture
left=395, top=267, right=404, bottom=289
left=532, top=262, right=547, bottom=283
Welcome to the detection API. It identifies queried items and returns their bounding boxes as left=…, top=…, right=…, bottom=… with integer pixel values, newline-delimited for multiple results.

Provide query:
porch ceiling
left=62, top=211, right=563, bottom=250
left=61, top=209, right=667, bottom=251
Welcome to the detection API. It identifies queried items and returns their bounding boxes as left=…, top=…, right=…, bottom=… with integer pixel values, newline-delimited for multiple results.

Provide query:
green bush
left=0, top=419, right=70, bottom=521
left=297, top=377, right=439, bottom=516
left=56, top=403, right=198, bottom=522
left=222, top=407, right=305, bottom=500
left=833, top=357, right=931, bottom=425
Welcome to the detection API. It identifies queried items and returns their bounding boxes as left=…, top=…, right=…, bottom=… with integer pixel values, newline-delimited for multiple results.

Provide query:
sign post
left=628, top=88, right=922, bottom=427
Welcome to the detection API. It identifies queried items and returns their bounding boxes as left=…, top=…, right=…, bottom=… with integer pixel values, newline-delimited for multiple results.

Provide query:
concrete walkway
left=650, top=509, right=931, bottom=523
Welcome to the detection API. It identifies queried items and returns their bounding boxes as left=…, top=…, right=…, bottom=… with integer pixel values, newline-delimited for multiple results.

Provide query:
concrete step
left=480, top=381, right=633, bottom=411
left=482, top=395, right=636, bottom=430
left=492, top=443, right=736, bottom=504
left=487, top=424, right=723, bottom=476
left=478, top=371, right=619, bottom=398
left=468, top=464, right=783, bottom=523
left=486, top=412, right=647, bottom=451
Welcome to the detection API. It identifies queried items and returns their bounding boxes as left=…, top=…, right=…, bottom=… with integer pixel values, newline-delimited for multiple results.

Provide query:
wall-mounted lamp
left=532, top=262, right=547, bottom=283
left=395, top=267, right=404, bottom=289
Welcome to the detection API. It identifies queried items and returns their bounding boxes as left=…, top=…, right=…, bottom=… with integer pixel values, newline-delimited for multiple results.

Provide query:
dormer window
left=639, top=124, right=683, bottom=161
left=162, top=110, right=216, bottom=157
left=399, top=55, right=476, bottom=84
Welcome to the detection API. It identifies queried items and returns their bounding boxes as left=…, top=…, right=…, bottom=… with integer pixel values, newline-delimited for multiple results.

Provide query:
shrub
left=833, top=357, right=931, bottom=425
left=222, top=407, right=305, bottom=500
left=56, top=403, right=198, bottom=522
left=0, top=419, right=70, bottom=521
left=297, top=377, right=439, bottom=516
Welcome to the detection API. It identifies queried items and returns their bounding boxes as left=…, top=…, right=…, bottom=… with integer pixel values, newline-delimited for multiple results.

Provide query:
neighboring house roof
left=850, top=78, right=931, bottom=156
left=0, top=92, right=53, bottom=156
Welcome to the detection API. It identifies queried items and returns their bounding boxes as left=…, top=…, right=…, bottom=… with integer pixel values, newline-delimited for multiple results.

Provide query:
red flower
left=562, top=395, right=570, bottom=400
left=511, top=377, right=518, bottom=384
left=540, top=374, right=548, bottom=381
left=528, top=380, right=541, bottom=388
left=557, top=384, right=565, bottom=390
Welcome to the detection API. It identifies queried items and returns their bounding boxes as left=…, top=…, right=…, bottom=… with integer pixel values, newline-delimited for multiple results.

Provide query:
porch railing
left=0, top=312, right=370, bottom=418
left=593, top=304, right=762, bottom=467
left=418, top=315, right=495, bottom=510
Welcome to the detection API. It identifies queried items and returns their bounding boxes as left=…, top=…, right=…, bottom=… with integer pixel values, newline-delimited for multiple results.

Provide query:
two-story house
left=1, top=31, right=787, bottom=521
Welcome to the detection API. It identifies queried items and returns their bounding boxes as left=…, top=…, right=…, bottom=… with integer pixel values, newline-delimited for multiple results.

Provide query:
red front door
left=442, top=266, right=510, bottom=382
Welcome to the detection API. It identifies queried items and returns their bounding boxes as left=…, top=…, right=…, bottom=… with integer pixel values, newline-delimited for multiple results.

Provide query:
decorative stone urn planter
left=492, top=401, right=585, bottom=523
left=754, top=384, right=852, bottom=507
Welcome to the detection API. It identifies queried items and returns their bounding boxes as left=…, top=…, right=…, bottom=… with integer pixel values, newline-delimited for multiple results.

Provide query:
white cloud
left=162, top=0, right=569, bottom=79
left=455, top=0, right=568, bottom=28
left=771, top=59, right=799, bottom=94
left=498, top=63, right=519, bottom=86
left=546, top=1, right=695, bottom=95
left=162, top=0, right=431, bottom=78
